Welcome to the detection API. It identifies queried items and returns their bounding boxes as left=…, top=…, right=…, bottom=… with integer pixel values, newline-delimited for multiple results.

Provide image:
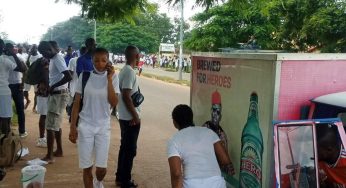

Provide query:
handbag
left=131, top=87, right=144, bottom=107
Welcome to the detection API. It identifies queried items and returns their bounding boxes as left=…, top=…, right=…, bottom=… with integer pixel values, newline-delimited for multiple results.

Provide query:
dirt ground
left=0, top=77, right=189, bottom=188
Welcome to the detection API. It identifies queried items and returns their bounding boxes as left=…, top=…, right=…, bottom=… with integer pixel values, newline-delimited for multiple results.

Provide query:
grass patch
left=114, top=66, right=190, bottom=86
left=11, top=102, right=18, bottom=126
left=141, top=72, right=190, bottom=86
left=164, top=68, right=177, bottom=72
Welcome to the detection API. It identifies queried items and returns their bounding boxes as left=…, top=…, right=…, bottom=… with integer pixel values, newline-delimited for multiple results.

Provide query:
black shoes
left=116, top=179, right=138, bottom=188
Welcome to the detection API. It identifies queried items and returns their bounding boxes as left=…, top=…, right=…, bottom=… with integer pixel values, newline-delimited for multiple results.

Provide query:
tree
left=0, top=14, right=8, bottom=40
left=185, top=0, right=346, bottom=52
left=97, top=23, right=158, bottom=53
left=41, top=3, right=173, bottom=53
left=133, top=4, right=175, bottom=43
left=41, top=16, right=94, bottom=49
left=184, top=2, right=277, bottom=51
left=270, top=0, right=346, bottom=52
left=61, top=0, right=150, bottom=21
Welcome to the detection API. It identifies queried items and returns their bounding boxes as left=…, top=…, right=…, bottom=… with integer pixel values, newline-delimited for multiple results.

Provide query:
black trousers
left=9, top=84, right=25, bottom=134
left=116, top=120, right=141, bottom=183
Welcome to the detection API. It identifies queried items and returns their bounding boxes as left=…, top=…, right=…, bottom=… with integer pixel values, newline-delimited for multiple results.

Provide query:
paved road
left=2, top=76, right=189, bottom=188
left=114, top=63, right=191, bottom=81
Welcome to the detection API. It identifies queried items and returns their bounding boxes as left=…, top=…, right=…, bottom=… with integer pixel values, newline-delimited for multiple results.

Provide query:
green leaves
left=61, top=0, right=149, bottom=22
left=185, top=0, right=346, bottom=52
left=42, top=3, right=174, bottom=53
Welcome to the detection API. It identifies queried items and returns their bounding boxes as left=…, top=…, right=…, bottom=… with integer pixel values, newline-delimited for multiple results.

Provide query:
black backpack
left=24, top=57, right=47, bottom=85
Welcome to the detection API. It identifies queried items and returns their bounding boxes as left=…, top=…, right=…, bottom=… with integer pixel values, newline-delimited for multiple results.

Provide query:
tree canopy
left=185, top=0, right=346, bottom=52
left=42, top=4, right=174, bottom=53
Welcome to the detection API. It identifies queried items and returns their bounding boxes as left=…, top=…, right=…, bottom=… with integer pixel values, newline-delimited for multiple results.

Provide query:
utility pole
left=178, top=0, right=184, bottom=80
left=94, top=19, right=97, bottom=42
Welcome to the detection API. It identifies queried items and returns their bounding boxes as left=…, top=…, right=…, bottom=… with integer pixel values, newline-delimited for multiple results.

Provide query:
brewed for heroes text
left=195, top=59, right=231, bottom=88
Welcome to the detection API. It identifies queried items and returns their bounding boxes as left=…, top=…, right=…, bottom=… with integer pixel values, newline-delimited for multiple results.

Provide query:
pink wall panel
left=278, top=60, right=346, bottom=120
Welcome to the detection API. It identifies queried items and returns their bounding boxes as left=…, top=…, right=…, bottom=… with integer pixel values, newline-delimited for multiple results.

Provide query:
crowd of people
left=1, top=36, right=344, bottom=188
left=0, top=37, right=236, bottom=188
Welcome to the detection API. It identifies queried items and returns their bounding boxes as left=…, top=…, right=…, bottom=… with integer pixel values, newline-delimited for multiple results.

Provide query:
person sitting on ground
left=69, top=47, right=119, bottom=188
left=167, top=104, right=233, bottom=188
left=317, top=123, right=346, bottom=188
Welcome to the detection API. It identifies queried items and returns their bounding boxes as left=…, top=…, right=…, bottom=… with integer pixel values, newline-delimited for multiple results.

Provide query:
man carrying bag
left=115, top=45, right=143, bottom=188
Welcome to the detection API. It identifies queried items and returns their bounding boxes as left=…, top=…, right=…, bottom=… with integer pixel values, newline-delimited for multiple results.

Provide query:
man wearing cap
left=202, top=90, right=235, bottom=176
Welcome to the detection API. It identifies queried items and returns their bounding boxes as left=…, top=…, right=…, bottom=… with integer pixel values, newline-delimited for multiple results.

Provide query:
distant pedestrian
left=66, top=46, right=87, bottom=121
left=38, top=41, right=71, bottom=163
left=167, top=104, right=233, bottom=188
left=69, top=47, right=119, bottom=188
left=116, top=45, right=142, bottom=188
left=64, top=46, right=73, bottom=67
left=76, top=38, right=96, bottom=76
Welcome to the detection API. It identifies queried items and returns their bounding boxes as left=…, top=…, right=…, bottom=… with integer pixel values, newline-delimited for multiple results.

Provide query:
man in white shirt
left=0, top=39, right=27, bottom=135
left=66, top=46, right=86, bottom=121
left=38, top=41, right=72, bottom=163
left=5, top=43, right=28, bottom=138
left=23, top=44, right=42, bottom=110
left=115, top=45, right=142, bottom=188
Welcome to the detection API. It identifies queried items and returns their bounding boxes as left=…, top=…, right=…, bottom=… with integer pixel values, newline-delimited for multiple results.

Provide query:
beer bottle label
left=240, top=141, right=262, bottom=188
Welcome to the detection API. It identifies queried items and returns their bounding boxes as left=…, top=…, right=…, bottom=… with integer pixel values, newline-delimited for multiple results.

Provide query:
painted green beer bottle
left=239, top=93, right=263, bottom=188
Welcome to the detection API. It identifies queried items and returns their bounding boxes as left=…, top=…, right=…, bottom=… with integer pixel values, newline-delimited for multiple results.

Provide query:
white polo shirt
left=0, top=55, right=17, bottom=95
left=117, top=64, right=140, bottom=120
left=67, top=57, right=78, bottom=97
left=49, top=53, right=68, bottom=91
left=7, top=56, right=22, bottom=84
left=76, top=71, right=120, bottom=126
left=167, top=126, right=222, bottom=179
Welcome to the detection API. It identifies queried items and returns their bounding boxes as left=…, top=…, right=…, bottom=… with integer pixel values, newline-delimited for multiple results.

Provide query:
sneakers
left=93, top=178, right=104, bottom=188
left=36, top=138, right=47, bottom=148
left=19, top=132, right=28, bottom=138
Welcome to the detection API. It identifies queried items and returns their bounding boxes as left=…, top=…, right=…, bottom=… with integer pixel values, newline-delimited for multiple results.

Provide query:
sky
left=0, top=0, right=202, bottom=44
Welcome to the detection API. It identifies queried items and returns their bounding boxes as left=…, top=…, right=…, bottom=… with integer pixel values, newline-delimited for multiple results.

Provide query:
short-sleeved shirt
left=0, top=55, right=17, bottom=95
left=64, top=55, right=73, bottom=67
left=49, top=53, right=68, bottom=91
left=167, top=126, right=221, bottom=179
left=76, top=71, right=120, bottom=126
left=319, top=147, right=346, bottom=186
left=16, top=53, right=28, bottom=63
left=117, top=64, right=140, bottom=120
left=76, top=53, right=93, bottom=76
left=68, top=57, right=78, bottom=97
left=29, top=54, right=42, bottom=65
left=7, top=56, right=22, bottom=84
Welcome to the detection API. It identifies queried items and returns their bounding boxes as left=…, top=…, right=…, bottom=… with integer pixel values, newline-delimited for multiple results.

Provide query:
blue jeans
left=116, top=120, right=140, bottom=183
left=9, top=84, right=26, bottom=134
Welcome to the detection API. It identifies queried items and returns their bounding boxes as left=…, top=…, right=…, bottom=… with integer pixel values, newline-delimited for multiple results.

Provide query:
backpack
left=24, top=57, right=47, bottom=85
left=66, top=72, right=91, bottom=121
left=0, top=131, right=22, bottom=167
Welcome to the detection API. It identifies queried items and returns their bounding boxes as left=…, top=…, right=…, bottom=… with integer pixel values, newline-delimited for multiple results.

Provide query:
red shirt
left=319, top=148, right=346, bottom=187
